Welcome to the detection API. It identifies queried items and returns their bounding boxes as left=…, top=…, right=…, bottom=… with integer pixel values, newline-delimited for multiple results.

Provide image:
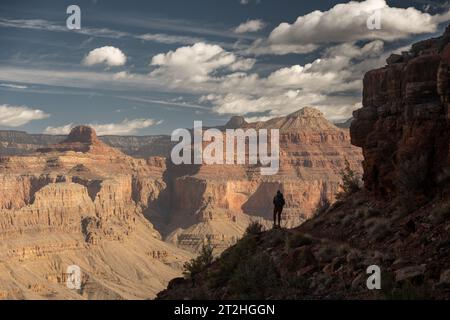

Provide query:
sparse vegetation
left=286, top=233, right=314, bottom=250
left=210, top=235, right=259, bottom=288
left=227, top=251, right=280, bottom=299
left=183, top=242, right=214, bottom=279
left=365, top=218, right=391, bottom=241
left=245, top=221, right=264, bottom=236
left=336, top=159, right=362, bottom=200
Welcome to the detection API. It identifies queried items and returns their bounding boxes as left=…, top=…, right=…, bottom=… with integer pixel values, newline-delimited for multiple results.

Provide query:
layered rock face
left=158, top=28, right=450, bottom=300
left=351, top=27, right=450, bottom=196
left=165, top=108, right=363, bottom=253
left=0, top=126, right=192, bottom=299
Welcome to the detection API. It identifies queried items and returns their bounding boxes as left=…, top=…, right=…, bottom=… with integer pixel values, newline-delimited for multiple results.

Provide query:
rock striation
left=0, top=126, right=192, bottom=299
left=164, top=107, right=363, bottom=253
left=351, top=26, right=450, bottom=197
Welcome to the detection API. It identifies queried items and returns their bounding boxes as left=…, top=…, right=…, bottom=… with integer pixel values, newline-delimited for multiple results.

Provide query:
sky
left=0, top=0, right=450, bottom=135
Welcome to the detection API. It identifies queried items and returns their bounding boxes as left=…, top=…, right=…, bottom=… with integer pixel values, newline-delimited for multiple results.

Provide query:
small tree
left=336, top=159, right=361, bottom=200
left=245, top=221, right=264, bottom=236
left=183, top=241, right=214, bottom=280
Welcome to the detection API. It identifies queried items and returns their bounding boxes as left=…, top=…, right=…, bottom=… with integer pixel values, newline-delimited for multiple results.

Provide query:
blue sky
left=0, top=0, right=449, bottom=135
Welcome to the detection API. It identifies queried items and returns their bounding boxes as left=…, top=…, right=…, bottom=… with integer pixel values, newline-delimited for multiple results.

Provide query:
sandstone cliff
left=163, top=107, right=363, bottom=253
left=157, top=27, right=450, bottom=300
left=0, top=126, right=192, bottom=299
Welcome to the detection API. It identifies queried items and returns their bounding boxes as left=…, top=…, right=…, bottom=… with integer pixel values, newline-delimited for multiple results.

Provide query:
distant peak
left=287, top=107, right=324, bottom=118
left=225, top=116, right=247, bottom=129
left=64, top=126, right=99, bottom=144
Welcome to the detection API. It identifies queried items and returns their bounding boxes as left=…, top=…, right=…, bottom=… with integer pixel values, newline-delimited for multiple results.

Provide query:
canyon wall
left=0, top=126, right=192, bottom=299
left=351, top=27, right=450, bottom=197
left=164, top=107, right=363, bottom=253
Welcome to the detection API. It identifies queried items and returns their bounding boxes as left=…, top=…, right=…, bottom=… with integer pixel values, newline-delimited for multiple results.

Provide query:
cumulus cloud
left=44, top=118, right=161, bottom=135
left=197, top=40, right=393, bottom=120
left=150, top=42, right=255, bottom=83
left=234, top=19, right=265, bottom=33
left=82, top=46, right=127, bottom=67
left=246, top=0, right=450, bottom=55
left=268, top=0, right=449, bottom=46
left=112, top=71, right=133, bottom=80
left=44, top=123, right=74, bottom=135
left=0, top=104, right=50, bottom=127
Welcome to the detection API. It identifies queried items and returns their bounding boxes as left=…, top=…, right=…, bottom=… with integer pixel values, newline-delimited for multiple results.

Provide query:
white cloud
left=234, top=19, right=265, bottom=33
left=239, top=0, right=261, bottom=5
left=44, top=123, right=74, bottom=135
left=136, top=33, right=203, bottom=45
left=150, top=42, right=255, bottom=83
left=112, top=71, right=133, bottom=80
left=44, top=118, right=160, bottom=135
left=82, top=46, right=127, bottom=67
left=0, top=83, right=28, bottom=89
left=0, top=104, right=50, bottom=127
left=268, top=0, right=450, bottom=47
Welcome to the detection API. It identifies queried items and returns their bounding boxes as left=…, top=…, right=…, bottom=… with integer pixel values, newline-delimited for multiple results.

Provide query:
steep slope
left=157, top=27, right=450, bottom=300
left=0, top=126, right=192, bottom=299
left=163, top=107, right=363, bottom=253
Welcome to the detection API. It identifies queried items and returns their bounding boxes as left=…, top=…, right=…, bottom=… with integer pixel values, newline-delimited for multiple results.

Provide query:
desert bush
left=382, top=272, right=432, bottom=300
left=336, top=159, right=362, bottom=200
left=228, top=251, right=280, bottom=299
left=286, top=233, right=314, bottom=250
left=314, top=245, right=338, bottom=263
left=365, top=218, right=391, bottom=241
left=210, top=235, right=258, bottom=288
left=245, top=221, right=264, bottom=236
left=183, top=242, right=214, bottom=279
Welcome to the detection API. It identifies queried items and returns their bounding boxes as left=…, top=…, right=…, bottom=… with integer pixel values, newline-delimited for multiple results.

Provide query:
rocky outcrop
left=351, top=26, right=450, bottom=197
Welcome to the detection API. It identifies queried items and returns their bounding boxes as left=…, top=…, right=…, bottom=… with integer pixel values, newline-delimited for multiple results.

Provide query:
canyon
left=157, top=26, right=450, bottom=300
left=0, top=107, right=362, bottom=299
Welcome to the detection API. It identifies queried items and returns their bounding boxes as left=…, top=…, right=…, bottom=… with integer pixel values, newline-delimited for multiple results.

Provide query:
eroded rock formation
left=164, top=107, right=363, bottom=253
left=351, top=26, right=450, bottom=197
left=0, top=125, right=192, bottom=299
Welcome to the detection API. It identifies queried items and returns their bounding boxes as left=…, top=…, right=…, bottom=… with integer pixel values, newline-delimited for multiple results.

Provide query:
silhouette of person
left=273, top=190, right=285, bottom=228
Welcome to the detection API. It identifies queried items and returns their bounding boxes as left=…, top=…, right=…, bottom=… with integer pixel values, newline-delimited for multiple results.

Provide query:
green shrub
left=210, top=236, right=258, bottom=288
left=336, top=159, right=362, bottom=200
left=183, top=242, right=214, bottom=278
left=228, top=252, right=280, bottom=299
left=245, top=221, right=264, bottom=236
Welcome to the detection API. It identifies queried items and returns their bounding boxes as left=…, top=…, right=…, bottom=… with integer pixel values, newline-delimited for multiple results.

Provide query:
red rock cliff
left=351, top=26, right=450, bottom=197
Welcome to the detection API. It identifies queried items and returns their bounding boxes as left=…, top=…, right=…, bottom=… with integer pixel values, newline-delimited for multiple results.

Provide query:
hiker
left=273, top=190, right=285, bottom=228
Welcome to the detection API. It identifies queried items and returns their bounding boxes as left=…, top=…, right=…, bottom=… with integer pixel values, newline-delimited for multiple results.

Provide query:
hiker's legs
left=273, top=207, right=282, bottom=227
left=273, top=207, right=278, bottom=226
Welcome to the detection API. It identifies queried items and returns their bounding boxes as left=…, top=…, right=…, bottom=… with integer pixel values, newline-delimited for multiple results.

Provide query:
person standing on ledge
left=273, top=190, right=285, bottom=228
